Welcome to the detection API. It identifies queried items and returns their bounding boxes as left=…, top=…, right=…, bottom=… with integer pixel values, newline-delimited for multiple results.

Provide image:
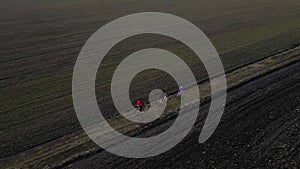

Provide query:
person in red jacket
left=136, top=98, right=144, bottom=112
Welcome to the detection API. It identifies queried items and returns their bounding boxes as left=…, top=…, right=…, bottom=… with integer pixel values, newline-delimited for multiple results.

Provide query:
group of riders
left=135, top=86, right=183, bottom=112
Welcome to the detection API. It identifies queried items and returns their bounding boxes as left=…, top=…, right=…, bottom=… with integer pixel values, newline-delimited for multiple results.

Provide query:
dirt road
left=64, top=61, right=300, bottom=169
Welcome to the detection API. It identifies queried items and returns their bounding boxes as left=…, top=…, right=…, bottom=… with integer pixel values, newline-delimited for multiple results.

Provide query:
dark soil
left=64, top=62, right=300, bottom=169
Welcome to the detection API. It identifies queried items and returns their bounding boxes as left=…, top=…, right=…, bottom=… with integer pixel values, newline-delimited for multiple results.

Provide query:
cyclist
left=136, top=98, right=144, bottom=112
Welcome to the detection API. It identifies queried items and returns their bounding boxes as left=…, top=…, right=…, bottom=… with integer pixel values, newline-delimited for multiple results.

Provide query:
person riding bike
left=177, top=86, right=183, bottom=96
left=136, top=98, right=144, bottom=112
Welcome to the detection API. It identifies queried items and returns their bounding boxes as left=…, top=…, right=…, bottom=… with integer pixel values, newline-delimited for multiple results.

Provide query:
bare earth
left=64, top=61, right=300, bottom=169
left=0, top=0, right=300, bottom=168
